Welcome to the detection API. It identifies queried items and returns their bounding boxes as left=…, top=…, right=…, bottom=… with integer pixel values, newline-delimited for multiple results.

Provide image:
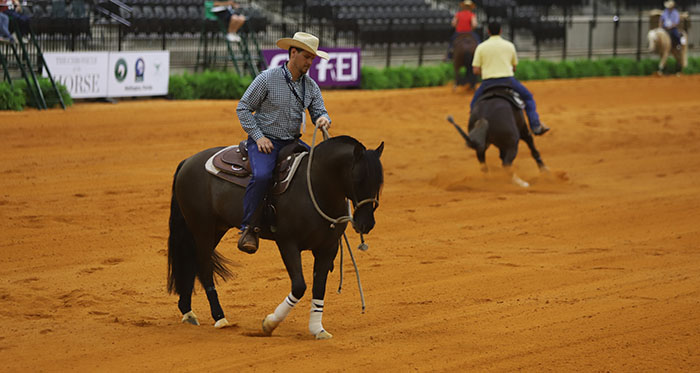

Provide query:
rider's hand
left=256, top=137, right=273, bottom=154
left=316, top=116, right=330, bottom=130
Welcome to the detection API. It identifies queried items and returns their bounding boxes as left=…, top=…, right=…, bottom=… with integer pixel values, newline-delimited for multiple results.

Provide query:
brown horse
left=453, top=32, right=478, bottom=91
left=647, top=27, right=688, bottom=75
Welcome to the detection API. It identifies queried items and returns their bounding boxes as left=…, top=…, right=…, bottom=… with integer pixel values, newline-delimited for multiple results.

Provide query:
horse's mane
left=320, top=135, right=365, bottom=150
left=318, top=135, right=384, bottom=189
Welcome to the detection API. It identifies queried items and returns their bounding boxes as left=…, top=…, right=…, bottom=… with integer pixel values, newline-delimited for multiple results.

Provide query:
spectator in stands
left=1, top=0, right=31, bottom=37
left=660, top=1, right=684, bottom=49
left=471, top=21, right=550, bottom=136
left=235, top=32, right=331, bottom=253
left=211, top=0, right=246, bottom=42
left=0, top=12, right=12, bottom=43
left=446, top=0, right=479, bottom=60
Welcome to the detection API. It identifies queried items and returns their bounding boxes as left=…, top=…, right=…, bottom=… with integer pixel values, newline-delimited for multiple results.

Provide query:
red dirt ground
left=1, top=75, right=700, bottom=371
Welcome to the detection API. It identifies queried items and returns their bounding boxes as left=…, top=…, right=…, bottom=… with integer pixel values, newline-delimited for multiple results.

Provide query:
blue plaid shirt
left=237, top=64, right=331, bottom=141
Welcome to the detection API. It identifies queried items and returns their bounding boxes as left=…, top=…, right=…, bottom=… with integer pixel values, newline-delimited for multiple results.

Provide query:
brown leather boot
left=237, top=226, right=259, bottom=254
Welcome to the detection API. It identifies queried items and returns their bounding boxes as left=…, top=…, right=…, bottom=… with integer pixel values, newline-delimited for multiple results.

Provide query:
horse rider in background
left=471, top=21, right=550, bottom=136
left=660, top=1, right=685, bottom=50
left=446, top=0, right=479, bottom=60
left=236, top=32, right=331, bottom=254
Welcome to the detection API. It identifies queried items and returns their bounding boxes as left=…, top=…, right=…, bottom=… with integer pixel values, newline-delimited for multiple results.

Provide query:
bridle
left=305, top=124, right=379, bottom=312
left=305, top=125, right=379, bottom=231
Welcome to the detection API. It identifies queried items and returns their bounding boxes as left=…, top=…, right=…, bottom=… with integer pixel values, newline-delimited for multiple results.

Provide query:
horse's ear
left=375, top=142, right=384, bottom=158
left=353, top=144, right=364, bottom=161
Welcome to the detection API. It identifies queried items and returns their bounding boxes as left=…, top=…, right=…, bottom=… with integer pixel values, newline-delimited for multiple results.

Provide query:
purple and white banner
left=262, top=48, right=361, bottom=87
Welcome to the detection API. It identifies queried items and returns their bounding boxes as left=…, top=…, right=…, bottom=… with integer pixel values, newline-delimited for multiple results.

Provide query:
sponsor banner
left=43, top=52, right=110, bottom=98
left=107, top=51, right=170, bottom=97
left=43, top=51, right=170, bottom=98
left=262, top=48, right=361, bottom=87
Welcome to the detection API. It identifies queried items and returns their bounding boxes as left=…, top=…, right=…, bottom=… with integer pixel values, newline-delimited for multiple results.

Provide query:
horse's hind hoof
left=181, top=310, right=200, bottom=326
left=262, top=314, right=279, bottom=335
left=315, top=330, right=333, bottom=340
left=214, top=318, right=232, bottom=329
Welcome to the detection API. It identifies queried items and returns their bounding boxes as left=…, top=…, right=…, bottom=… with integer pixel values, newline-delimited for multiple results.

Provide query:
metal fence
left=3, top=9, right=698, bottom=75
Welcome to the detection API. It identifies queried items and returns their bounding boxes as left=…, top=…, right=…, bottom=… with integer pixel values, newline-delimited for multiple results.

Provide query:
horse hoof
left=181, top=310, right=200, bottom=326
left=214, top=318, right=231, bottom=329
left=512, top=175, right=530, bottom=188
left=539, top=165, right=550, bottom=173
left=262, top=314, right=279, bottom=335
left=315, top=330, right=333, bottom=340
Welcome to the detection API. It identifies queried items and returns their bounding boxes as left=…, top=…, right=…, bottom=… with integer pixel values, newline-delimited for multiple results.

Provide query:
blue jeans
left=0, top=12, right=10, bottom=39
left=241, top=137, right=309, bottom=229
left=470, top=76, right=542, bottom=129
left=667, top=27, right=681, bottom=46
left=3, top=10, right=30, bottom=36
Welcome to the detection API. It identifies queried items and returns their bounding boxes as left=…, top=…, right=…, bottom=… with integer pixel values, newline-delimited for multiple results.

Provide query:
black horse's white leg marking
left=263, top=243, right=306, bottom=335
left=309, top=299, right=331, bottom=339
left=262, top=293, right=299, bottom=335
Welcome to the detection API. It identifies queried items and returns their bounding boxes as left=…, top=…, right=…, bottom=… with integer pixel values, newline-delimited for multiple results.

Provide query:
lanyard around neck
left=283, top=65, right=306, bottom=108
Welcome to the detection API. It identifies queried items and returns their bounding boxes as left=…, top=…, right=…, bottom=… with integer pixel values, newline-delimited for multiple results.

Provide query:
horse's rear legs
left=500, top=147, right=530, bottom=188
left=522, top=133, right=547, bottom=171
left=196, top=230, right=231, bottom=328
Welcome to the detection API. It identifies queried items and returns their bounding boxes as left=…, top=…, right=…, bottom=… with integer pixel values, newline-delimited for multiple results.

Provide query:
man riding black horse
left=471, top=21, right=550, bottom=136
left=236, top=32, right=332, bottom=254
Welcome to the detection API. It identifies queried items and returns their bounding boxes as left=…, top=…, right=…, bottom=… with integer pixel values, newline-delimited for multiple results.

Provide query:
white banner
left=107, top=51, right=170, bottom=97
left=43, top=51, right=170, bottom=98
left=43, top=52, right=110, bottom=98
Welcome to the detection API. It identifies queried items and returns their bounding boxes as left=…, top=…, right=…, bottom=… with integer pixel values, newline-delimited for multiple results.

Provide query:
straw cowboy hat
left=664, top=1, right=675, bottom=8
left=460, top=0, right=475, bottom=8
left=276, top=32, right=329, bottom=60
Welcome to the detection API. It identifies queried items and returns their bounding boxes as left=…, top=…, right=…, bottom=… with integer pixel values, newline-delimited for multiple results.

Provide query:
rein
left=305, top=125, right=379, bottom=231
left=306, top=124, right=376, bottom=312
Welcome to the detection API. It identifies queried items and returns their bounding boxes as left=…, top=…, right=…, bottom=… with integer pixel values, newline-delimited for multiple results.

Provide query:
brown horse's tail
left=167, top=160, right=197, bottom=295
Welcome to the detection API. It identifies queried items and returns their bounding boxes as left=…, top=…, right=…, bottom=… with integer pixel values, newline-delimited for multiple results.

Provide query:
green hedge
left=168, top=70, right=253, bottom=100
left=514, top=57, right=700, bottom=81
left=163, top=57, right=700, bottom=98
left=0, top=83, right=25, bottom=111
left=0, top=79, right=72, bottom=110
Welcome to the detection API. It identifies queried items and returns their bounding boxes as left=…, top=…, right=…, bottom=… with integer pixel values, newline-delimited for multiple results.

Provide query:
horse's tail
left=467, top=118, right=489, bottom=151
left=167, top=159, right=197, bottom=295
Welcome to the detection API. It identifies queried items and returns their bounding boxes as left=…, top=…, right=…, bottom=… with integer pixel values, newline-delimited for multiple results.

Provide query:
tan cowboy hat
left=276, top=32, right=329, bottom=60
left=460, top=0, right=475, bottom=8
left=664, top=0, right=675, bottom=8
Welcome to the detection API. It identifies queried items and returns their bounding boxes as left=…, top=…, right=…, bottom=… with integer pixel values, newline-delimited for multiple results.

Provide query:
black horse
left=167, top=135, right=384, bottom=339
left=447, top=87, right=546, bottom=187
left=453, top=32, right=479, bottom=91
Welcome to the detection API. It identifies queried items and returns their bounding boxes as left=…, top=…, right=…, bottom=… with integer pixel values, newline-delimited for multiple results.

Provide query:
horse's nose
left=354, top=219, right=375, bottom=234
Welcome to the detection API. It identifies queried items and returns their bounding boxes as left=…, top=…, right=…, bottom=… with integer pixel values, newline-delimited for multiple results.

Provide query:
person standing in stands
left=235, top=32, right=332, bottom=253
left=471, top=21, right=550, bottom=136
left=446, top=0, right=479, bottom=60
left=211, top=0, right=246, bottom=42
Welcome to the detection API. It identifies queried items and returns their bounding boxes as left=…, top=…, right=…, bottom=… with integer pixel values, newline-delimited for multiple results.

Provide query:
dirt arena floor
left=2, top=75, right=700, bottom=371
